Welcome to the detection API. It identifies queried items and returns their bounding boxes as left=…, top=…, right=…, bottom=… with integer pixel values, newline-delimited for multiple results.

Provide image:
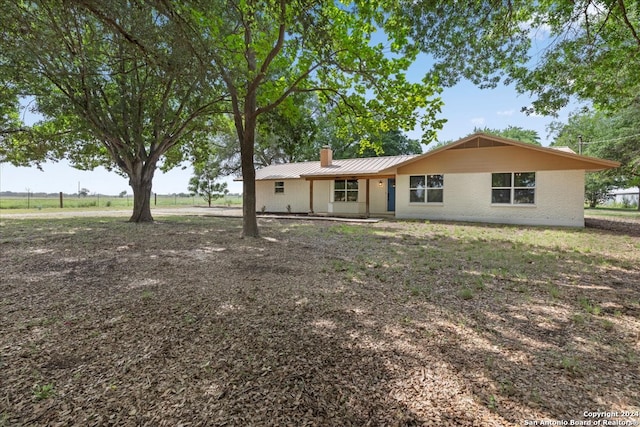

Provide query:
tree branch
left=247, top=0, right=287, bottom=96
left=616, top=0, right=640, bottom=47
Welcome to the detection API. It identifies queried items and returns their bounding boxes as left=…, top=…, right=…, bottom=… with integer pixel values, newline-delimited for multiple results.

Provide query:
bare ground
left=1, top=216, right=639, bottom=426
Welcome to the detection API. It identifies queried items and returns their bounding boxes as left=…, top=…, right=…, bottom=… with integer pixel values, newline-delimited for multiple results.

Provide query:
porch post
left=309, top=179, right=314, bottom=214
left=365, top=178, right=370, bottom=218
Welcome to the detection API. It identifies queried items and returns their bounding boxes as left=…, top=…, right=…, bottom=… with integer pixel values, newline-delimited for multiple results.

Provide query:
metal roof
left=254, top=155, right=418, bottom=180
left=253, top=133, right=619, bottom=181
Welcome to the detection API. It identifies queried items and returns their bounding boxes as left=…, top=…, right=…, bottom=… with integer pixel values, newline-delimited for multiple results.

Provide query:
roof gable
left=252, top=133, right=619, bottom=181
left=386, top=133, right=620, bottom=174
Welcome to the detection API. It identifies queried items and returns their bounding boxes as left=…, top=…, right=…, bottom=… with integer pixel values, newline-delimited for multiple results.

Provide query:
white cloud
left=497, top=110, right=514, bottom=116
left=471, top=117, right=485, bottom=126
left=519, top=17, right=551, bottom=40
left=523, top=106, right=544, bottom=118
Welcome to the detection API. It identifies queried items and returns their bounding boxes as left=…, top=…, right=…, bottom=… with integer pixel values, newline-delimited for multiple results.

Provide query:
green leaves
left=550, top=101, right=640, bottom=205
left=403, top=0, right=640, bottom=115
left=1, top=0, right=225, bottom=170
left=474, top=126, right=542, bottom=146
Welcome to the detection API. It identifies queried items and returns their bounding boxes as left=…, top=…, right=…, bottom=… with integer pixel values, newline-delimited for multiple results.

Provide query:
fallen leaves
left=0, top=216, right=638, bottom=426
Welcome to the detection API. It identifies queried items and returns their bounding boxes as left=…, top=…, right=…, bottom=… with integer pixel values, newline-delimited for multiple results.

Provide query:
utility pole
left=578, top=135, right=583, bottom=155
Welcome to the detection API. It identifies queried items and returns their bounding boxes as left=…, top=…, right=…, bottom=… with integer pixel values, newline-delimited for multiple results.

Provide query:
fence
left=0, top=193, right=242, bottom=210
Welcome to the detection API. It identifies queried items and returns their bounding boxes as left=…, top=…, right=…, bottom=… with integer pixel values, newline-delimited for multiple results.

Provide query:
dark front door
left=387, top=178, right=396, bottom=211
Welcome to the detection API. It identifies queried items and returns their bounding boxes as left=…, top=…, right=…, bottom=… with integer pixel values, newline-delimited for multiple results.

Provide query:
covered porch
left=304, top=174, right=397, bottom=218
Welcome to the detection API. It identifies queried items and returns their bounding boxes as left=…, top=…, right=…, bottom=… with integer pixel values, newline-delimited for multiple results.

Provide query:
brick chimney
left=320, top=145, right=333, bottom=167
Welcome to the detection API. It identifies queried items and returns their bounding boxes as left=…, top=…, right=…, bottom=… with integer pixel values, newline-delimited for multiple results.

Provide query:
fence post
left=154, top=193, right=157, bottom=206
left=59, top=192, right=63, bottom=208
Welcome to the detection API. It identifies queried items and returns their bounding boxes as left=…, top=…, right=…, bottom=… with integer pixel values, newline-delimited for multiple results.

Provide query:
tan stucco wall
left=395, top=170, right=585, bottom=227
left=397, top=145, right=607, bottom=174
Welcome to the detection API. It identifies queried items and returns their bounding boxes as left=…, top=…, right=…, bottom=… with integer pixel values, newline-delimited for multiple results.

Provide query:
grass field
left=1, top=215, right=638, bottom=425
left=0, top=194, right=242, bottom=211
left=584, top=206, right=640, bottom=219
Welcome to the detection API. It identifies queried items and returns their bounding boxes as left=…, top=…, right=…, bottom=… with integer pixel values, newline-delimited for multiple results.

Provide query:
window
left=334, top=179, right=358, bottom=202
left=274, top=181, right=284, bottom=193
left=491, top=172, right=535, bottom=204
left=410, top=175, right=443, bottom=203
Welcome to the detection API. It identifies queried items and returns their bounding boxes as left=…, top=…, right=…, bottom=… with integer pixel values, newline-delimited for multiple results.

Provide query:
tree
left=171, top=0, right=445, bottom=237
left=253, top=93, right=320, bottom=166
left=198, top=104, right=425, bottom=182
left=473, top=126, right=541, bottom=145
left=324, top=129, right=423, bottom=159
left=0, top=50, right=30, bottom=163
left=188, top=164, right=229, bottom=208
left=550, top=102, right=640, bottom=209
left=584, top=172, right=615, bottom=208
left=401, top=1, right=640, bottom=115
left=0, top=81, right=22, bottom=144
left=0, top=0, right=227, bottom=222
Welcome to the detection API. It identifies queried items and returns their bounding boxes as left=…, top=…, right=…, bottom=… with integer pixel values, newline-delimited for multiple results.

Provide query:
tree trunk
left=128, top=163, right=156, bottom=222
left=637, top=185, right=640, bottom=211
left=241, top=115, right=259, bottom=237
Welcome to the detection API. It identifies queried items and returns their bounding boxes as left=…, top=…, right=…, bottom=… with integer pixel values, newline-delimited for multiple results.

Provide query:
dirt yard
left=1, top=216, right=639, bottom=426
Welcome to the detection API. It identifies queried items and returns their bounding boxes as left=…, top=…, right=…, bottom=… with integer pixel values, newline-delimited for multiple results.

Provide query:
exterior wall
left=327, top=178, right=391, bottom=215
left=255, top=179, right=310, bottom=213
left=256, top=178, right=391, bottom=215
left=397, top=145, right=606, bottom=174
left=369, top=179, right=391, bottom=214
left=608, top=188, right=639, bottom=205
left=312, top=180, right=331, bottom=213
left=395, top=170, right=586, bottom=227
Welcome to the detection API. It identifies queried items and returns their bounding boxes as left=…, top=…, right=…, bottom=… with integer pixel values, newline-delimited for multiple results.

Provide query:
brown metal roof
left=254, top=155, right=417, bottom=180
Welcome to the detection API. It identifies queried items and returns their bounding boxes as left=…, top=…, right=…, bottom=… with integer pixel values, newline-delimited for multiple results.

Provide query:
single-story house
left=253, top=133, right=620, bottom=227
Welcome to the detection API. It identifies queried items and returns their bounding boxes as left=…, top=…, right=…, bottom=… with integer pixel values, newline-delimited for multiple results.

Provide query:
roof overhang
left=300, top=173, right=396, bottom=180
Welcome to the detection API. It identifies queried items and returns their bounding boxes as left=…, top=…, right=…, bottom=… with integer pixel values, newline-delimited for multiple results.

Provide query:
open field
left=585, top=207, right=640, bottom=220
left=1, top=216, right=639, bottom=426
left=0, top=194, right=242, bottom=211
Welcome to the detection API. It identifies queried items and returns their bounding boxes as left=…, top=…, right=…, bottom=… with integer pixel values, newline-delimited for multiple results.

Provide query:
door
left=387, top=178, right=396, bottom=211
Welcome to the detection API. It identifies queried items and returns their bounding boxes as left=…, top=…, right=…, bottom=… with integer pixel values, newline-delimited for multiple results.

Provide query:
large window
left=410, top=175, right=444, bottom=203
left=334, top=179, right=358, bottom=202
left=491, top=172, right=535, bottom=204
left=274, top=181, right=284, bottom=193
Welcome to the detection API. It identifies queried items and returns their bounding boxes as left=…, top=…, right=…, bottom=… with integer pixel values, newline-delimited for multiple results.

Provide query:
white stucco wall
left=256, top=178, right=392, bottom=215
left=312, top=180, right=331, bottom=213
left=255, top=179, right=310, bottom=213
left=395, top=170, right=585, bottom=227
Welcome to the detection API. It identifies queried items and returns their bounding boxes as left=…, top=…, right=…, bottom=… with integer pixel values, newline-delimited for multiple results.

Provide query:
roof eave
left=300, top=171, right=396, bottom=180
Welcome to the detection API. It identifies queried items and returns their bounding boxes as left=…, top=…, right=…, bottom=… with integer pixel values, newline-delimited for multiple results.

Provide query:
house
left=253, top=133, right=620, bottom=227
left=608, top=188, right=639, bottom=207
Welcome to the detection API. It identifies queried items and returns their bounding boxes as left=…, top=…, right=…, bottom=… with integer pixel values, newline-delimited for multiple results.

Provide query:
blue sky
left=0, top=53, right=577, bottom=196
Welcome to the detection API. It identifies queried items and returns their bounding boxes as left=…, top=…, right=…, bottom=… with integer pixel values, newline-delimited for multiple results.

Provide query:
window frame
left=333, top=179, right=359, bottom=202
left=274, top=181, right=285, bottom=194
left=491, top=172, right=536, bottom=205
left=409, top=174, right=444, bottom=204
